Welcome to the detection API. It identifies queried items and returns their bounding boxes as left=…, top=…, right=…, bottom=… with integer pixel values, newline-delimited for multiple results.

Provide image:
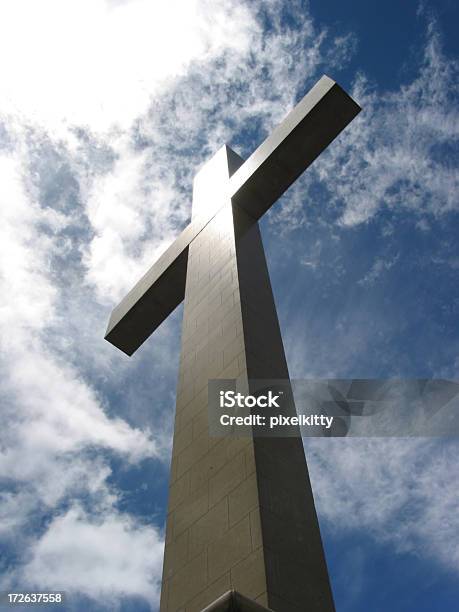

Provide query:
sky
left=0, top=1, right=458, bottom=611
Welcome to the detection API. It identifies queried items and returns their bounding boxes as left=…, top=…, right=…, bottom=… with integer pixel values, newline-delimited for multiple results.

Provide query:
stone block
left=209, top=451, right=245, bottom=507
left=208, top=516, right=252, bottom=583
left=228, top=473, right=259, bottom=527
left=189, top=497, right=229, bottom=559
left=167, top=551, right=207, bottom=611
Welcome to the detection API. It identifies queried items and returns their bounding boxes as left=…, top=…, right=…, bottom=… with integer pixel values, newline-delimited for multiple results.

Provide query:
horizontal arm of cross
left=229, top=75, right=361, bottom=219
left=105, top=75, right=361, bottom=356
left=104, top=210, right=214, bottom=355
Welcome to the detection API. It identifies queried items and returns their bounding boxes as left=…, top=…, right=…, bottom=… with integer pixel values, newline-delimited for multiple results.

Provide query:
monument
left=105, top=76, right=361, bottom=611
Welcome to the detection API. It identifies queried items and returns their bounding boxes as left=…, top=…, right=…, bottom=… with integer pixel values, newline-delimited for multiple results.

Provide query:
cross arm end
left=230, top=75, right=361, bottom=219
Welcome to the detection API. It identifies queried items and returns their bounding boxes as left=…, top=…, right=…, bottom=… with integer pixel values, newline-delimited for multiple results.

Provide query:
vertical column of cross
left=160, top=144, right=335, bottom=612
left=160, top=147, right=269, bottom=611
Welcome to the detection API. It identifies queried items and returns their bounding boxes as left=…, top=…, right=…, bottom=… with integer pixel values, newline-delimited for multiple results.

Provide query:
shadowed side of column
left=233, top=203, right=336, bottom=612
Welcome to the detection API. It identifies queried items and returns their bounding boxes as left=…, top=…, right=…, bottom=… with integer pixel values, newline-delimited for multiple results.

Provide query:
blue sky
left=0, top=1, right=458, bottom=611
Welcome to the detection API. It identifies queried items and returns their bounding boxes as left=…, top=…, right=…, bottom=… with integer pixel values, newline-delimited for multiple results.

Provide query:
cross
left=105, top=75, right=360, bottom=612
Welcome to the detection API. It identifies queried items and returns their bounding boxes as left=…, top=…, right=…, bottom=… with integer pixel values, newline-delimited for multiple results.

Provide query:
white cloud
left=20, top=506, right=164, bottom=606
left=0, top=148, right=157, bottom=458
left=0, top=144, right=161, bottom=603
left=0, top=155, right=57, bottom=331
left=306, top=438, right=459, bottom=573
left=0, top=0, right=255, bottom=134
left=82, top=134, right=191, bottom=302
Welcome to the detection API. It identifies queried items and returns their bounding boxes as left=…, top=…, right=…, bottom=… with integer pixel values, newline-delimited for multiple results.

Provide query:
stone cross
left=105, top=75, right=360, bottom=612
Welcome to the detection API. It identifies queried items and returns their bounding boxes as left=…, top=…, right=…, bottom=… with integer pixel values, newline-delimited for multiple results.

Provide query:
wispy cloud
left=358, top=254, right=399, bottom=286
left=271, top=17, right=459, bottom=231
left=276, top=17, right=459, bottom=577
left=306, top=438, right=459, bottom=573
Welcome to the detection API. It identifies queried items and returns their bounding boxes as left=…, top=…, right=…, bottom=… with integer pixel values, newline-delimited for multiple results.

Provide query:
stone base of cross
left=105, top=76, right=361, bottom=611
